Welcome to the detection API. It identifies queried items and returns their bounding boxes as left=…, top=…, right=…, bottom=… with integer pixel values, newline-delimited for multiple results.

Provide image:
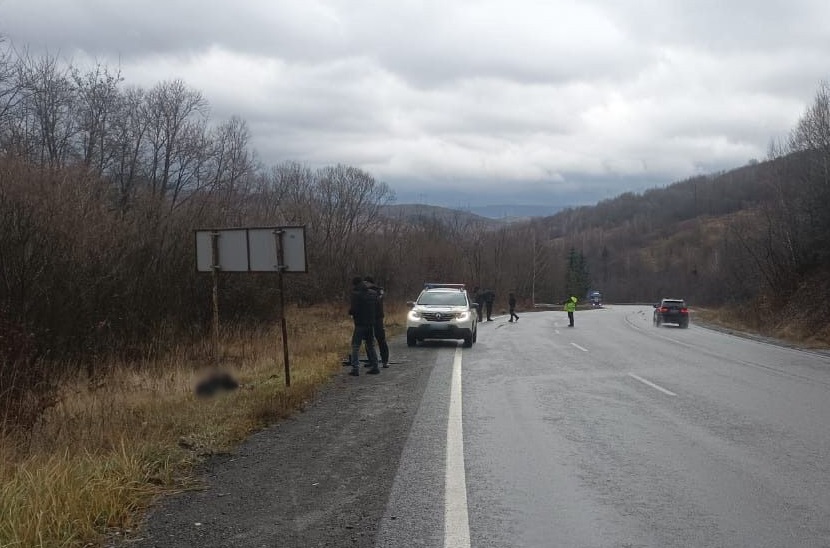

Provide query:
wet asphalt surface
left=124, top=306, right=830, bottom=547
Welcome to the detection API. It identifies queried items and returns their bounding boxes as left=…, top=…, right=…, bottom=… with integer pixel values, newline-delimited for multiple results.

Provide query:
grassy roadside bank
left=0, top=304, right=405, bottom=548
left=693, top=306, right=830, bottom=350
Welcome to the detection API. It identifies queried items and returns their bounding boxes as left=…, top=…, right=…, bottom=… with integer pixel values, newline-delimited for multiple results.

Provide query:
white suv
left=406, top=283, right=478, bottom=347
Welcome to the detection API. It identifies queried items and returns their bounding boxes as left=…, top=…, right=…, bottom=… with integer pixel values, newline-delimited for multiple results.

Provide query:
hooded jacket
left=364, top=281, right=385, bottom=321
left=564, top=296, right=577, bottom=313
left=349, top=282, right=378, bottom=326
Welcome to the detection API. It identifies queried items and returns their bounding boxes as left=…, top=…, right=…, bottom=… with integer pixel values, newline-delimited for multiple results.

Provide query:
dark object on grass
left=195, top=370, right=239, bottom=397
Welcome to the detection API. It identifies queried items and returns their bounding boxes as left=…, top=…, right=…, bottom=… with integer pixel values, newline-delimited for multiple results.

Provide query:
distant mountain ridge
left=462, top=204, right=566, bottom=219
left=381, top=203, right=565, bottom=224
left=379, top=203, right=503, bottom=228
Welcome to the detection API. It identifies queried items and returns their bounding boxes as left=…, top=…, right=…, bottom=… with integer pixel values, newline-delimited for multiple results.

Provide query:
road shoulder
left=122, top=340, right=429, bottom=548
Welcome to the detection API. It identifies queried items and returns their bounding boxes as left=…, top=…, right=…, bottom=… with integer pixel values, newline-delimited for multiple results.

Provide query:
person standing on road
left=483, top=288, right=496, bottom=321
left=564, top=295, right=577, bottom=327
left=348, top=277, right=380, bottom=376
left=508, top=292, right=519, bottom=322
left=472, top=286, right=483, bottom=322
left=364, top=276, right=389, bottom=368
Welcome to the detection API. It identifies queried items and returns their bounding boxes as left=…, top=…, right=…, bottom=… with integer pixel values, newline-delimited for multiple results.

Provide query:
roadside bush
left=0, top=311, right=57, bottom=433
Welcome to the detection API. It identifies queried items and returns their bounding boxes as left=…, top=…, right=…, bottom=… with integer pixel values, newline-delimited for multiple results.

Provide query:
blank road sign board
left=195, top=226, right=307, bottom=272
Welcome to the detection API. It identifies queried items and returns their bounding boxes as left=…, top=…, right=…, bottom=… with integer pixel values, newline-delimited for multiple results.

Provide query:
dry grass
left=694, top=303, right=830, bottom=350
left=0, top=303, right=406, bottom=548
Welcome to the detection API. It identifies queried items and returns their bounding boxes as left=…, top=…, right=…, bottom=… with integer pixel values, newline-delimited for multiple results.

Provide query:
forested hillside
left=1, top=44, right=829, bottom=414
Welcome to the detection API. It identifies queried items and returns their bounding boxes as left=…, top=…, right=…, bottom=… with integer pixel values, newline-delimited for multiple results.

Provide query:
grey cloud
left=594, top=0, right=830, bottom=53
left=344, top=2, right=659, bottom=87
left=3, top=0, right=349, bottom=61
left=2, top=0, right=829, bottom=208
left=6, top=0, right=657, bottom=86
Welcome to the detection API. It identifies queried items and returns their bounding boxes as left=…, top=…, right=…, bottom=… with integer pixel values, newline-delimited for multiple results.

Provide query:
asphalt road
left=127, top=306, right=830, bottom=548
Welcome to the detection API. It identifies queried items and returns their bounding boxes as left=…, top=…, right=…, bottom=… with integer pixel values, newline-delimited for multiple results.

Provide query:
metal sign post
left=211, top=231, right=221, bottom=364
left=273, top=229, right=291, bottom=387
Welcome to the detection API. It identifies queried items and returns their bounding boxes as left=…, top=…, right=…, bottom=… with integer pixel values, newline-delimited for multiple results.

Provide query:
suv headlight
left=455, top=311, right=470, bottom=320
left=408, top=310, right=422, bottom=320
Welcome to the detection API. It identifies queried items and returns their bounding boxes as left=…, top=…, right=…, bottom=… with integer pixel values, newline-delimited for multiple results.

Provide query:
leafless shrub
left=0, top=310, right=57, bottom=433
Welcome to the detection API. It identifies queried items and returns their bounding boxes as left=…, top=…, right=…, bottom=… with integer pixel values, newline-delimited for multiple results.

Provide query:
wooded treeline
left=1, top=43, right=828, bottom=413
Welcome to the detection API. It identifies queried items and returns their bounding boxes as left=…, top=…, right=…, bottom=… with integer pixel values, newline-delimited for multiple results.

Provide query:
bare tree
left=0, top=39, right=22, bottom=150
left=108, top=86, right=149, bottom=210
left=141, top=80, right=208, bottom=204
left=750, top=80, right=830, bottom=299
left=526, top=223, right=551, bottom=305
left=71, top=63, right=123, bottom=173
left=257, top=161, right=316, bottom=224
left=208, top=116, right=257, bottom=221
left=14, top=51, right=78, bottom=167
left=785, top=81, right=830, bottom=266
left=313, top=165, right=393, bottom=290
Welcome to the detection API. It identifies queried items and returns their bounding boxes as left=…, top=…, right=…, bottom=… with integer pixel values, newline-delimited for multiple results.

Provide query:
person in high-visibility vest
left=564, top=295, right=577, bottom=327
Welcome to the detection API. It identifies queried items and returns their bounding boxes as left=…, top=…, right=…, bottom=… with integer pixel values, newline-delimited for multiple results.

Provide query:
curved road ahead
left=132, top=306, right=830, bottom=548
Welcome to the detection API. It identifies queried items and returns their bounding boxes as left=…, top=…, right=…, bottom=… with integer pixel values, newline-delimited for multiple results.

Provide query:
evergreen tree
left=565, top=247, right=592, bottom=298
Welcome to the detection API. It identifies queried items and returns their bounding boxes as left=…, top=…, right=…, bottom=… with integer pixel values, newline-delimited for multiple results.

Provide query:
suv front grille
left=422, top=312, right=454, bottom=322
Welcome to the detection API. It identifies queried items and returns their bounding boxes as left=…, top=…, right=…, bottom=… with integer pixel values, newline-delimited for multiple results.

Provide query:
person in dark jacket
left=348, top=277, right=380, bottom=376
left=483, top=288, right=496, bottom=321
left=472, top=286, right=483, bottom=322
left=364, top=276, right=389, bottom=368
left=508, top=292, right=519, bottom=322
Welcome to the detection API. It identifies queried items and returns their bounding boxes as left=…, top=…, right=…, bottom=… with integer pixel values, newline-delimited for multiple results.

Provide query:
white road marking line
left=445, top=346, right=471, bottom=548
left=571, top=343, right=588, bottom=352
left=628, top=373, right=677, bottom=396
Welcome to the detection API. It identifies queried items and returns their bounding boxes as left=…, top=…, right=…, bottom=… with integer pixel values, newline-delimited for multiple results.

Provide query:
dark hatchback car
left=653, top=298, right=689, bottom=328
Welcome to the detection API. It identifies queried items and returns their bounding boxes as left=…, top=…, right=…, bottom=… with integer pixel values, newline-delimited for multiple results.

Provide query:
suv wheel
left=463, top=334, right=473, bottom=348
left=407, top=334, right=417, bottom=347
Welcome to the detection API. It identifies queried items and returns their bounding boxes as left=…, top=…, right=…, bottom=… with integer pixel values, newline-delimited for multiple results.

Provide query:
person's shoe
left=382, top=362, right=389, bottom=368
left=487, top=318, right=493, bottom=321
left=515, top=316, right=519, bottom=321
left=367, top=367, right=380, bottom=374
left=349, top=368, right=360, bottom=376
left=508, top=319, right=513, bottom=322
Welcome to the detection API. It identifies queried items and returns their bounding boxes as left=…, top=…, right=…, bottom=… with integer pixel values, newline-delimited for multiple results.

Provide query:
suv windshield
left=418, top=292, right=468, bottom=306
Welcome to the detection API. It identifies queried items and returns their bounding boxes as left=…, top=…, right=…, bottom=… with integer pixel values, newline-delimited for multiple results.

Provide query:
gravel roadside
left=120, top=337, right=428, bottom=548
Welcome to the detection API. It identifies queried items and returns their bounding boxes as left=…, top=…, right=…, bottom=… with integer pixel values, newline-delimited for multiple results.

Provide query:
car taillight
left=660, top=307, right=668, bottom=313
left=680, top=308, right=688, bottom=314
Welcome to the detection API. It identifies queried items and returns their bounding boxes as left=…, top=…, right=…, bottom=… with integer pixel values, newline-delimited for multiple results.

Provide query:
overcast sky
left=3, top=0, right=829, bottom=207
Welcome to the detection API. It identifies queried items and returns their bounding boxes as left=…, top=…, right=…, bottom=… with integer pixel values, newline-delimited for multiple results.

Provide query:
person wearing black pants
left=483, top=289, right=495, bottom=321
left=472, top=286, right=483, bottom=322
left=508, top=292, right=519, bottom=322
left=348, top=277, right=380, bottom=375
left=364, top=276, right=389, bottom=368
left=564, top=295, right=577, bottom=327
